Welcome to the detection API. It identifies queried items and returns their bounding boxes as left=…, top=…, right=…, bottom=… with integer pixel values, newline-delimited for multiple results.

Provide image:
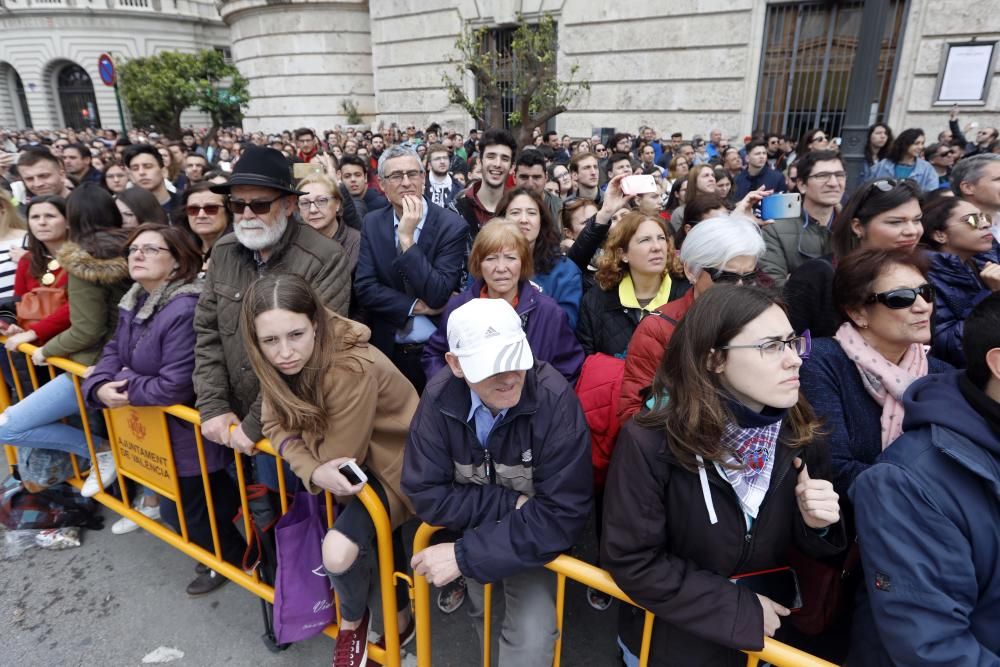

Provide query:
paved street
left=1, top=478, right=620, bottom=667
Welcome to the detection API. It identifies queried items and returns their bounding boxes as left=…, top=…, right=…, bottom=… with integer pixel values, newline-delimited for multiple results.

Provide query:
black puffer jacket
left=601, top=419, right=846, bottom=667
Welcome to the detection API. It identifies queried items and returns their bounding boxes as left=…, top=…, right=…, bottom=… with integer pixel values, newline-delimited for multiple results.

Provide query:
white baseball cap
left=447, top=299, right=533, bottom=383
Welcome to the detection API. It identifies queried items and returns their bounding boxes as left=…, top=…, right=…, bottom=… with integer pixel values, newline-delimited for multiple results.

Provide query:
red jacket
left=14, top=256, right=70, bottom=344
left=617, top=289, right=695, bottom=424
left=575, top=353, right=625, bottom=488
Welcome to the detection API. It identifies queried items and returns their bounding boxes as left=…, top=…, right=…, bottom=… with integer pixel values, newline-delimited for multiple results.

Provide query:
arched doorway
left=56, top=63, right=100, bottom=130
left=0, top=63, right=32, bottom=128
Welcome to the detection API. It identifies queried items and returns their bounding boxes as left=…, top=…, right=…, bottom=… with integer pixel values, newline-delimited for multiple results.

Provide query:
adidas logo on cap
left=484, top=326, right=500, bottom=338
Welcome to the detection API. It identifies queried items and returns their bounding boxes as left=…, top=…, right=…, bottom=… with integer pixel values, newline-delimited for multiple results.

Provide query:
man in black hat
left=192, top=146, right=351, bottom=489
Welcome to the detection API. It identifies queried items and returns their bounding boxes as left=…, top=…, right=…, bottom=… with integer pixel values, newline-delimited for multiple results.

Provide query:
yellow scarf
left=618, top=272, right=672, bottom=312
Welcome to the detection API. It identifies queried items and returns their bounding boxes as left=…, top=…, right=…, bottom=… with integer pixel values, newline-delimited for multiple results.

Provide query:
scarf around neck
left=715, top=401, right=785, bottom=521
left=833, top=322, right=928, bottom=449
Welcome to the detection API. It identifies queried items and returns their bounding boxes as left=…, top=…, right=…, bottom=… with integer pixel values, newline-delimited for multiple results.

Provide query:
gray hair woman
left=619, top=216, right=766, bottom=421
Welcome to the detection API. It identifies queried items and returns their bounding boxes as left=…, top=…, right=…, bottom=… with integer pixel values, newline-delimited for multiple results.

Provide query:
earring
left=859, top=322, right=869, bottom=329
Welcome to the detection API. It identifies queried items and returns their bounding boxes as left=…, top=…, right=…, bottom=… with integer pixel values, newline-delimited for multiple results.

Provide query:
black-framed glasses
left=719, top=329, right=812, bottom=359
left=866, top=284, right=934, bottom=309
left=705, top=267, right=758, bottom=285
left=807, top=171, right=847, bottom=182
left=227, top=195, right=284, bottom=215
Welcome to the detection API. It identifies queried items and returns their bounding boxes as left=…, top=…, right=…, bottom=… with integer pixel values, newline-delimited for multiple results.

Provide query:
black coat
left=601, top=419, right=846, bottom=667
left=576, top=279, right=687, bottom=357
left=784, top=256, right=838, bottom=338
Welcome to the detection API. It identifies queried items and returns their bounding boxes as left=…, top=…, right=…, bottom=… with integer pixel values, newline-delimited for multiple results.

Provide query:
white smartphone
left=621, top=174, right=658, bottom=196
left=338, top=460, right=368, bottom=486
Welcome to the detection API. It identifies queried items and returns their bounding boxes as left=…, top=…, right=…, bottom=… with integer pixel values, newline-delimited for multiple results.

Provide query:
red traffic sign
left=98, top=53, right=116, bottom=87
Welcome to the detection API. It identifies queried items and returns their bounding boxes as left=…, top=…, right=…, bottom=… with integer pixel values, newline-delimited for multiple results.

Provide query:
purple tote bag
left=273, top=491, right=335, bottom=643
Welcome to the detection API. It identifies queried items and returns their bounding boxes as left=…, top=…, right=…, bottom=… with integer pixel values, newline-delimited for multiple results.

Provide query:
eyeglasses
left=298, top=196, right=335, bottom=212
left=126, top=244, right=171, bottom=257
left=957, top=212, right=990, bottom=229
left=41, top=258, right=60, bottom=286
left=705, top=267, right=758, bottom=285
left=807, top=171, right=847, bottom=182
left=719, top=330, right=812, bottom=359
left=866, top=284, right=934, bottom=309
left=227, top=195, right=283, bottom=215
left=384, top=170, right=423, bottom=184
left=186, top=203, right=223, bottom=216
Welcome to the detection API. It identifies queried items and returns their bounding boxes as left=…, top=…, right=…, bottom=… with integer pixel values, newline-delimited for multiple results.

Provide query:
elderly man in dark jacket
left=193, top=146, right=351, bottom=462
left=403, top=298, right=591, bottom=667
left=848, top=294, right=1000, bottom=667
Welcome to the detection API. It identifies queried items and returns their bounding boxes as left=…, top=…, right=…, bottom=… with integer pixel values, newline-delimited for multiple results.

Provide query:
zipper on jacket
left=483, top=447, right=496, bottom=484
left=731, top=455, right=796, bottom=573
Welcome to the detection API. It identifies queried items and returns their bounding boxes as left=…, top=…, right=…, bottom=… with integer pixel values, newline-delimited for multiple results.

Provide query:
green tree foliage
left=118, top=49, right=249, bottom=140
left=443, top=14, right=589, bottom=148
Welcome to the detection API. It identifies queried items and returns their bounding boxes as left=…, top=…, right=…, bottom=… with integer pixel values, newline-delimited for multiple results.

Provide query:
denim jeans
left=0, top=373, right=96, bottom=459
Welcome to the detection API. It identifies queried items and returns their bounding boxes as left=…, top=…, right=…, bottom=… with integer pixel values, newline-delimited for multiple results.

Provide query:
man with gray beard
left=193, top=146, right=351, bottom=474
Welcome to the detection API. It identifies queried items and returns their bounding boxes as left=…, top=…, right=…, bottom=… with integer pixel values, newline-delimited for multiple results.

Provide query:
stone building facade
left=0, top=0, right=230, bottom=131
left=3, top=0, right=998, bottom=142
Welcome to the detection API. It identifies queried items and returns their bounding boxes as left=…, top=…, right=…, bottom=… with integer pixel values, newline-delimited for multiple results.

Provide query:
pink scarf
left=833, top=323, right=928, bottom=449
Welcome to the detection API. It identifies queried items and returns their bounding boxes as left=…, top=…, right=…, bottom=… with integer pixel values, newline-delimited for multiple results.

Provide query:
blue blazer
left=354, top=199, right=468, bottom=356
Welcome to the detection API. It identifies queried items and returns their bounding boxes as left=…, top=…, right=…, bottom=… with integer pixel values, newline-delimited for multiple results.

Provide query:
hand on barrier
left=756, top=593, right=790, bottom=637
left=31, top=348, right=47, bottom=366
left=229, top=423, right=258, bottom=456
left=311, top=457, right=366, bottom=496
left=201, top=412, right=241, bottom=446
left=411, top=543, right=461, bottom=587
left=4, top=329, right=36, bottom=351
left=96, top=379, right=130, bottom=408
left=793, top=458, right=840, bottom=529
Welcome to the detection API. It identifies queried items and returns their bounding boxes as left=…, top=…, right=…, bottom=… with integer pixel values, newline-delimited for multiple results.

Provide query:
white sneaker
left=111, top=499, right=161, bottom=535
left=80, top=451, right=117, bottom=498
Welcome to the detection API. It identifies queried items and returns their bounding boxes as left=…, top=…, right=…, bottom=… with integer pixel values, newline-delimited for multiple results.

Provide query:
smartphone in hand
left=338, top=460, right=368, bottom=486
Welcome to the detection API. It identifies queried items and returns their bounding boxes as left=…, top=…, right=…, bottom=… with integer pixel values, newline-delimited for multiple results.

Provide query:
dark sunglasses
left=186, top=203, right=223, bottom=216
left=226, top=195, right=283, bottom=215
left=706, top=267, right=758, bottom=285
left=866, top=283, right=934, bottom=309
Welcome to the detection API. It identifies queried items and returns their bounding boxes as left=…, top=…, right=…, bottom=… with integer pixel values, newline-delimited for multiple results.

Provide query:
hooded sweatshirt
left=849, top=370, right=1000, bottom=666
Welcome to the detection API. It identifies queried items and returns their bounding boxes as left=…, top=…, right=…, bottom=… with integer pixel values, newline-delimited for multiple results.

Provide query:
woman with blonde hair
left=576, top=212, right=687, bottom=357
left=244, top=272, right=418, bottom=665
left=0, top=188, right=28, bottom=300
left=295, top=172, right=360, bottom=271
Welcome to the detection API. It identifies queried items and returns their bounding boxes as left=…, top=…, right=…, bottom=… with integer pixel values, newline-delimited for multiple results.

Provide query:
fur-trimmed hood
left=119, top=277, right=204, bottom=323
left=57, top=240, right=130, bottom=285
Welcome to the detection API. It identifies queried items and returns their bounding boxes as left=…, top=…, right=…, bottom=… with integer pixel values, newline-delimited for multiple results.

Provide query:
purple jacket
left=421, top=279, right=585, bottom=382
left=83, top=279, right=230, bottom=477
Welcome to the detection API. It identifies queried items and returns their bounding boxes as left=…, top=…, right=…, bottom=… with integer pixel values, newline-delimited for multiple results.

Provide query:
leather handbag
left=787, top=540, right=861, bottom=635
left=16, top=286, right=67, bottom=329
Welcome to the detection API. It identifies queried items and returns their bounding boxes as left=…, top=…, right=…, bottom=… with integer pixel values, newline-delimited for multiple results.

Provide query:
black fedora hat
left=210, top=145, right=305, bottom=196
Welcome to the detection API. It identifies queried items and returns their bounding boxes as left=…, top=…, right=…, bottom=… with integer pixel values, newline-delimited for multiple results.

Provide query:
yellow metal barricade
left=411, top=523, right=837, bottom=667
left=0, top=341, right=407, bottom=667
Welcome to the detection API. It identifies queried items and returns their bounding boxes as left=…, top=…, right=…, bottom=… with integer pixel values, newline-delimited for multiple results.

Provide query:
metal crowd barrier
left=1, top=341, right=836, bottom=667
left=0, top=341, right=406, bottom=667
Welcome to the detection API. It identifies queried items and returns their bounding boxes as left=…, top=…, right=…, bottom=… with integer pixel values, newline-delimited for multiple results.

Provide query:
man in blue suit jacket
left=355, top=144, right=468, bottom=393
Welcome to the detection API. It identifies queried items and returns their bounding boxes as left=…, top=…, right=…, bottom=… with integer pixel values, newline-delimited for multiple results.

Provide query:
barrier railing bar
left=192, top=424, right=223, bottom=561
left=552, top=572, right=566, bottom=667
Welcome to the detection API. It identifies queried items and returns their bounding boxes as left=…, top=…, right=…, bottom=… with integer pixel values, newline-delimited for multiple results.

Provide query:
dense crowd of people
left=1, top=112, right=999, bottom=667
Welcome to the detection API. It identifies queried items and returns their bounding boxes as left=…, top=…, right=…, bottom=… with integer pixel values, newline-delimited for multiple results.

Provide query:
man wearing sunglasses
left=193, top=145, right=351, bottom=464
left=849, top=293, right=1000, bottom=666
left=925, top=142, right=956, bottom=188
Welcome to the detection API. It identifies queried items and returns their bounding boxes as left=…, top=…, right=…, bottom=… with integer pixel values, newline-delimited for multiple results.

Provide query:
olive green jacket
left=759, top=215, right=832, bottom=286
left=42, top=235, right=132, bottom=366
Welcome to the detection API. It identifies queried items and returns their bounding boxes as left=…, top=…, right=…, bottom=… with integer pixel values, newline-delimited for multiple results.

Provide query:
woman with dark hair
left=664, top=177, right=688, bottom=221
left=3, top=196, right=70, bottom=352
left=115, top=187, right=168, bottom=229
left=798, top=128, right=830, bottom=159
left=244, top=273, right=418, bottom=661
left=800, top=249, right=950, bottom=498
left=549, top=163, right=573, bottom=197
left=421, top=220, right=583, bottom=382
left=603, top=285, right=844, bottom=666
left=920, top=196, right=998, bottom=367
left=713, top=167, right=733, bottom=201
left=785, top=179, right=924, bottom=337
left=81, top=224, right=241, bottom=592
left=0, top=182, right=131, bottom=497
left=676, top=192, right=733, bottom=247
left=498, top=187, right=583, bottom=327
left=669, top=165, right=716, bottom=230
left=181, top=181, right=231, bottom=267
left=861, top=124, right=893, bottom=182
left=576, top=211, right=687, bottom=357
left=101, top=161, right=129, bottom=194
left=868, top=128, right=939, bottom=192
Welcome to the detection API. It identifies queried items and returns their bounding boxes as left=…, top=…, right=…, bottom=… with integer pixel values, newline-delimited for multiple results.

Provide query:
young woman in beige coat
left=243, top=273, right=418, bottom=667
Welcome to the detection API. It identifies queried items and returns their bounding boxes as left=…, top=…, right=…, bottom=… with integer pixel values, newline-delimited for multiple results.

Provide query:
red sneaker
left=333, top=609, right=370, bottom=667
